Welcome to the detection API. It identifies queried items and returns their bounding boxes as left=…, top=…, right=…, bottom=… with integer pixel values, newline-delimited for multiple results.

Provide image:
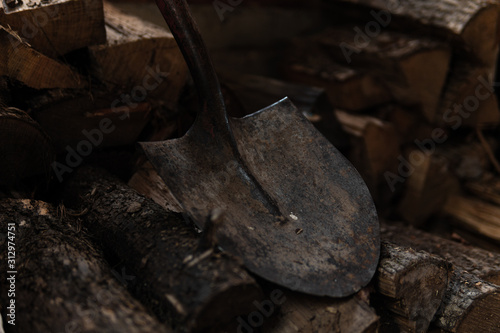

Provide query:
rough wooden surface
left=375, top=242, right=449, bottom=333
left=0, top=106, right=54, bottom=185
left=63, top=166, right=262, bottom=332
left=0, top=26, right=86, bottom=89
left=0, top=199, right=169, bottom=333
left=89, top=1, right=188, bottom=109
left=262, top=290, right=379, bottom=333
left=329, top=0, right=500, bottom=65
left=0, top=0, right=106, bottom=58
left=381, top=223, right=500, bottom=285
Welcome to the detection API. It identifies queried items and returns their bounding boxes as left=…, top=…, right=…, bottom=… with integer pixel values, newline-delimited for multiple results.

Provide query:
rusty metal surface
left=144, top=0, right=380, bottom=297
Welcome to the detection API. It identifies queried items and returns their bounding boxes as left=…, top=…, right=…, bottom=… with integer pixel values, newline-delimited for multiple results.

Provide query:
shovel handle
left=155, top=0, right=230, bottom=137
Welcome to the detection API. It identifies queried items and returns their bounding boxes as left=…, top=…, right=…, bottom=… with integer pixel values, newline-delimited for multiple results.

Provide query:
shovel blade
left=141, top=98, right=379, bottom=297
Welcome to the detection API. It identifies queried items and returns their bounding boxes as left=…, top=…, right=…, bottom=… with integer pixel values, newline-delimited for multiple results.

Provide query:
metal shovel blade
left=140, top=98, right=379, bottom=297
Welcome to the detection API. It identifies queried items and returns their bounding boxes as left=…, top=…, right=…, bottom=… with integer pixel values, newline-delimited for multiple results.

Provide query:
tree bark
left=374, top=242, right=449, bottom=333
left=62, top=166, right=262, bottom=332
left=0, top=199, right=169, bottom=333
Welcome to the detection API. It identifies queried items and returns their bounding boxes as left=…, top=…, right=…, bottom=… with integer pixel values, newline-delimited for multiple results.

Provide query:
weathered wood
left=262, top=290, right=379, bottom=333
left=435, top=269, right=500, bottom=332
left=63, top=166, right=262, bottom=332
left=443, top=194, right=500, bottom=243
left=0, top=199, right=169, bottom=333
left=0, top=0, right=106, bottom=58
left=397, top=149, right=459, bottom=226
left=0, top=26, right=86, bottom=89
left=0, top=106, right=54, bottom=185
left=374, top=242, right=449, bottom=333
left=437, top=63, right=499, bottom=128
left=284, top=38, right=392, bottom=111
left=336, top=110, right=400, bottom=206
left=89, top=1, right=188, bottom=110
left=317, top=28, right=451, bottom=122
left=465, top=172, right=500, bottom=206
left=219, top=72, right=350, bottom=151
left=381, top=223, right=500, bottom=288
left=328, top=0, right=500, bottom=66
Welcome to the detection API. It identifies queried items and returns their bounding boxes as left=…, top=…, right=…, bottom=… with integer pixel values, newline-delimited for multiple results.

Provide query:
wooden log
left=436, top=64, right=499, bottom=128
left=465, top=172, right=500, bottom=206
left=89, top=1, right=188, bottom=110
left=317, top=28, right=451, bottom=122
left=219, top=72, right=350, bottom=152
left=63, top=166, right=262, bottom=332
left=374, top=242, right=449, bottom=333
left=284, top=38, right=392, bottom=111
left=327, top=0, right=500, bottom=66
left=381, top=223, right=500, bottom=332
left=0, top=26, right=86, bottom=89
left=261, top=290, right=379, bottom=333
left=396, top=149, right=459, bottom=227
left=443, top=194, right=500, bottom=243
left=0, top=106, right=54, bottom=185
left=381, top=223, right=500, bottom=285
left=0, top=199, right=169, bottom=333
left=335, top=110, right=400, bottom=207
left=0, top=0, right=106, bottom=58
left=435, top=269, right=500, bottom=332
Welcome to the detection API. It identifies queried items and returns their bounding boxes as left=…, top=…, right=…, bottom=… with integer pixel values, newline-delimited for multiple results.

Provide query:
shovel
left=142, top=0, right=380, bottom=297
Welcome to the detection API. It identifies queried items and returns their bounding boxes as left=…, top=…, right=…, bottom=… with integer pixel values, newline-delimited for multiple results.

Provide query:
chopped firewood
left=465, top=172, right=500, bottom=206
left=316, top=28, right=451, bottom=122
left=284, top=39, right=392, bottom=111
left=0, top=199, right=169, bottom=333
left=437, top=63, right=499, bottom=128
left=0, top=106, right=54, bottom=185
left=89, top=1, right=188, bottom=110
left=262, top=290, right=379, bottom=333
left=219, top=72, right=350, bottom=151
left=128, top=161, right=182, bottom=213
left=434, top=269, right=500, bottom=332
left=62, top=166, right=262, bottom=332
left=328, top=0, right=500, bottom=66
left=0, top=0, right=106, bottom=58
left=0, top=26, right=86, bottom=89
left=374, top=242, right=449, bottom=333
left=443, top=194, right=500, bottom=243
left=397, top=149, right=459, bottom=226
left=381, top=223, right=500, bottom=285
left=336, top=110, right=400, bottom=205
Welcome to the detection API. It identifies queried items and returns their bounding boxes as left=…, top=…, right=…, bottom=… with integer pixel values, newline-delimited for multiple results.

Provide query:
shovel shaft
left=155, top=0, right=230, bottom=139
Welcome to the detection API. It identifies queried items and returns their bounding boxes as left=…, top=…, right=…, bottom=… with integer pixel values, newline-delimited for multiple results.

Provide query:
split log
left=436, top=63, right=499, bottom=128
left=89, top=2, right=188, bottom=110
left=328, top=0, right=500, bottom=66
left=443, top=194, right=500, bottom=243
left=335, top=110, right=400, bottom=207
left=465, top=172, right=500, bottom=206
left=0, top=0, right=106, bottom=58
left=396, top=149, right=459, bottom=226
left=381, top=223, right=500, bottom=285
left=261, top=290, right=379, bottom=333
left=284, top=39, right=392, bottom=111
left=63, top=166, right=262, bottom=332
left=374, top=242, right=449, bottom=333
left=0, top=199, right=169, bottom=333
left=0, top=26, right=86, bottom=89
left=381, top=223, right=500, bottom=332
left=317, top=28, right=451, bottom=122
left=219, top=72, right=350, bottom=151
left=0, top=107, right=54, bottom=185
left=435, top=269, right=500, bottom=332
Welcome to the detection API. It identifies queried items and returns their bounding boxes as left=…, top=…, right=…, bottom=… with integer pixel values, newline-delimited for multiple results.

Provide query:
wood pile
left=1, top=0, right=500, bottom=332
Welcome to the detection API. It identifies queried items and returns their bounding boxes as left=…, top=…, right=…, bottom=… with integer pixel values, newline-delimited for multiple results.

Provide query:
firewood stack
left=1, top=0, right=500, bottom=332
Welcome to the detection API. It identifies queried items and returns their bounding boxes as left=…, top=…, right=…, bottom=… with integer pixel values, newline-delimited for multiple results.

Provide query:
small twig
left=476, top=128, right=500, bottom=175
